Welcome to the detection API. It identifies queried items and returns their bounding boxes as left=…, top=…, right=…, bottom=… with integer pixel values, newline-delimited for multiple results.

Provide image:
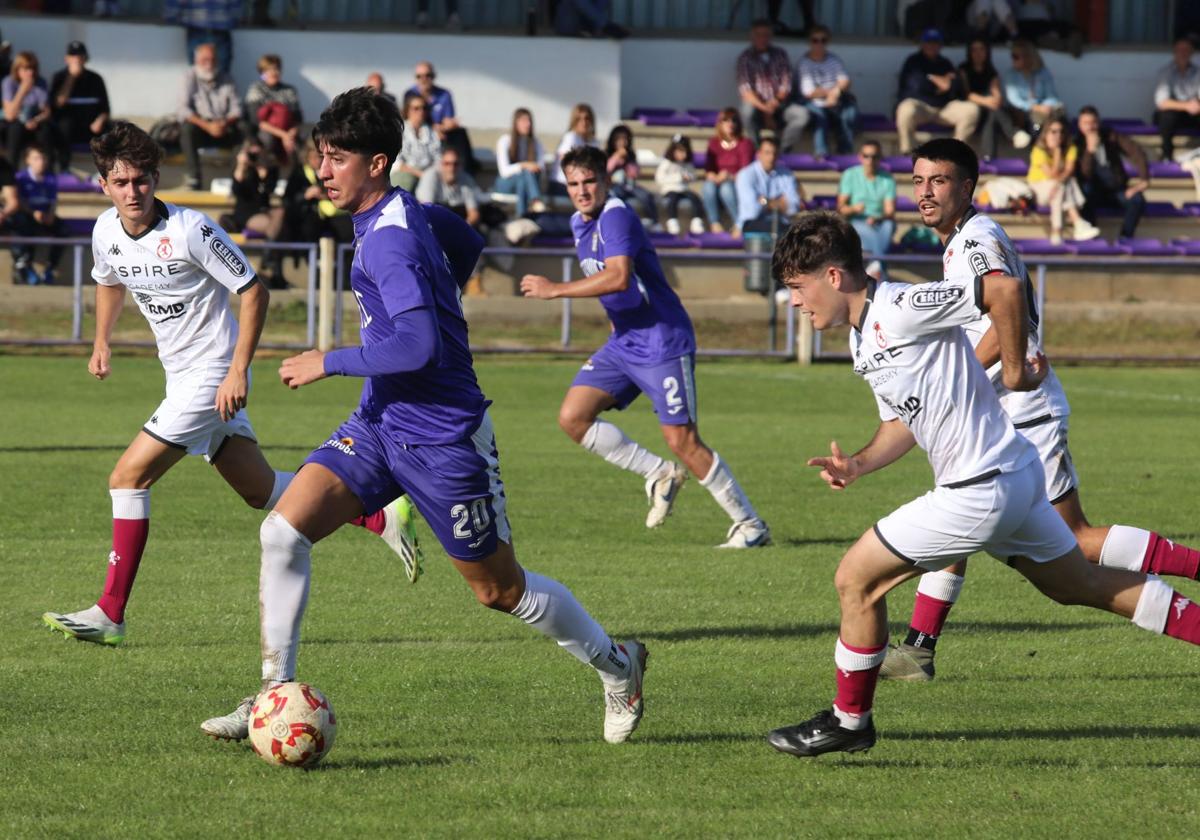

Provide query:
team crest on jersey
left=156, top=237, right=173, bottom=259
left=209, top=237, right=248, bottom=277
left=910, top=287, right=964, bottom=309
left=873, top=321, right=887, bottom=348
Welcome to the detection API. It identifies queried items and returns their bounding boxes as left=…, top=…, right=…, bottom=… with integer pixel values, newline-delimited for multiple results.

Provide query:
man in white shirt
left=1153, top=36, right=1200, bottom=161
left=795, top=25, right=857, bottom=158
left=734, top=137, right=803, bottom=233
left=764, top=147, right=1200, bottom=757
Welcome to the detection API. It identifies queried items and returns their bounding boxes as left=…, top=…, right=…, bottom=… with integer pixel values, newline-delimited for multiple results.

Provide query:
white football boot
left=380, top=495, right=424, bottom=584
left=603, top=640, right=648, bottom=744
left=717, top=519, right=772, bottom=549
left=200, top=695, right=256, bottom=740
left=645, top=463, right=688, bottom=528
left=42, top=604, right=125, bottom=646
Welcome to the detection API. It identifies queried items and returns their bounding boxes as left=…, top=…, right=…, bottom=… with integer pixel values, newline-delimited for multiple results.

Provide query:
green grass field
left=2, top=355, right=1199, bottom=838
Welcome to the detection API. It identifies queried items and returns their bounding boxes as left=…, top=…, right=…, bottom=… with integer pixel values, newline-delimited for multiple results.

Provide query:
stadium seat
left=1142, top=201, right=1188, bottom=217
left=858, top=113, right=896, bottom=132
left=1171, top=238, right=1200, bottom=255
left=694, top=232, right=743, bottom=249
left=1014, top=237, right=1072, bottom=255
left=780, top=153, right=835, bottom=172
left=895, top=196, right=919, bottom=211
left=1102, top=117, right=1158, bottom=136
left=828, top=154, right=859, bottom=170
left=54, top=172, right=102, bottom=194
left=1148, top=160, right=1187, bottom=179
left=981, top=158, right=1028, bottom=176
left=647, top=232, right=700, bottom=248
left=883, top=155, right=913, bottom=173
left=808, top=194, right=838, bottom=210
left=686, top=109, right=719, bottom=127
left=1118, top=237, right=1185, bottom=256
left=529, top=234, right=574, bottom=247
left=1070, top=239, right=1130, bottom=256
left=63, top=217, right=96, bottom=236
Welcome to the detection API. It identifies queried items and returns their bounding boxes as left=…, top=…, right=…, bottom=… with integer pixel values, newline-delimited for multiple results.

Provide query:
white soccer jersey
left=91, top=199, right=257, bottom=375
left=943, top=209, right=1070, bottom=426
left=851, top=278, right=1036, bottom=487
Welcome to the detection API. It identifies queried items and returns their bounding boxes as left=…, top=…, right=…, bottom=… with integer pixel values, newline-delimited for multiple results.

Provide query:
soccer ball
left=248, top=682, right=337, bottom=768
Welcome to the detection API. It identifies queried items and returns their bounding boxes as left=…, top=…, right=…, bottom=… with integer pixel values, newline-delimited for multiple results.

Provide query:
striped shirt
left=796, top=52, right=849, bottom=99
left=736, top=46, right=792, bottom=101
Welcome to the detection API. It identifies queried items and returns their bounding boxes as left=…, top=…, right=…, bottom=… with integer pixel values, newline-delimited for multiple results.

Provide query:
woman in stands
left=702, top=107, right=754, bottom=234
left=391, top=92, right=441, bottom=191
left=1003, top=40, right=1063, bottom=141
left=2, top=51, right=54, bottom=169
left=959, top=37, right=1022, bottom=161
left=1026, top=115, right=1100, bottom=245
left=604, top=124, right=657, bottom=227
left=493, top=106, right=546, bottom=217
left=243, top=54, right=302, bottom=167
left=551, top=103, right=599, bottom=197
left=225, top=138, right=286, bottom=288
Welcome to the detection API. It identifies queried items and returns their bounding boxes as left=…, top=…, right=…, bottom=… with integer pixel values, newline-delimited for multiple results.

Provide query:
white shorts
left=1016, top=415, right=1078, bottom=505
left=874, top=459, right=1077, bottom=571
left=142, top=365, right=256, bottom=463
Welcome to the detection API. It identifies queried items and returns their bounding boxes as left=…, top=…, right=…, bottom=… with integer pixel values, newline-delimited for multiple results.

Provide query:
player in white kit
left=764, top=206, right=1200, bottom=758
left=879, top=139, right=1200, bottom=681
left=41, top=122, right=418, bottom=649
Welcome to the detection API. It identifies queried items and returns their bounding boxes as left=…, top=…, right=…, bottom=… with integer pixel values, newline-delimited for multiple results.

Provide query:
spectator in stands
left=1154, top=36, right=1200, bottom=162
left=959, top=37, right=1023, bottom=160
left=895, top=29, right=978, bottom=154
left=283, top=136, right=353, bottom=246
left=11, top=145, right=68, bottom=285
left=655, top=134, right=706, bottom=236
left=554, top=0, right=629, bottom=39
left=49, top=41, right=109, bottom=173
left=737, top=18, right=808, bottom=149
left=416, top=0, right=462, bottom=31
left=703, top=107, right=755, bottom=233
left=178, top=42, right=241, bottom=191
left=2, top=52, right=54, bottom=171
left=164, top=0, right=241, bottom=76
left=551, top=103, right=599, bottom=197
left=494, top=107, right=546, bottom=217
left=391, top=92, right=441, bottom=192
left=1074, top=105, right=1148, bottom=240
left=1003, top=40, right=1062, bottom=138
left=735, top=136, right=803, bottom=235
left=837, top=140, right=895, bottom=268
left=407, top=61, right=476, bottom=174
left=1015, top=0, right=1083, bottom=57
left=795, top=25, right=857, bottom=159
left=605, top=125, right=657, bottom=226
left=243, top=54, right=301, bottom=167
left=0, top=149, right=18, bottom=275
left=365, top=72, right=398, bottom=106
left=966, top=0, right=1018, bottom=43
left=223, top=138, right=285, bottom=287
left=1026, top=116, right=1099, bottom=244
left=417, top=147, right=489, bottom=231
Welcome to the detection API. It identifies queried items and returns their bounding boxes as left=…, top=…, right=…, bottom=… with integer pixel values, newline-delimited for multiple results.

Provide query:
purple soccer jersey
left=327, top=188, right=487, bottom=444
left=571, top=197, right=695, bottom=363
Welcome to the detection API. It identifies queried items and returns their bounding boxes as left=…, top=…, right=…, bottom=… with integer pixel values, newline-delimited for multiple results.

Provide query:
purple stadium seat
left=915, top=122, right=951, bottom=134
left=695, top=232, right=743, bottom=249
left=1143, top=201, right=1187, bottom=218
left=984, top=157, right=1028, bottom=176
left=63, top=217, right=96, bottom=236
left=1102, top=118, right=1158, bottom=136
left=1173, top=239, right=1200, bottom=255
left=648, top=232, right=699, bottom=249
left=692, top=151, right=706, bottom=168
left=884, top=155, right=913, bottom=173
left=895, top=195, right=919, bottom=212
left=780, top=153, right=835, bottom=171
left=529, top=235, right=574, bottom=248
left=1015, top=238, right=1072, bottom=255
left=1119, top=237, right=1185, bottom=256
left=858, top=112, right=896, bottom=132
left=1069, top=239, right=1129, bottom=256
left=828, top=154, right=859, bottom=170
left=1149, top=160, right=1186, bottom=178
left=1183, top=202, right=1200, bottom=216
left=686, top=109, right=719, bottom=127
left=631, top=107, right=675, bottom=119
left=641, top=112, right=696, bottom=127
left=241, top=228, right=266, bottom=240
left=808, top=194, right=838, bottom=210
left=54, top=172, right=102, bottom=193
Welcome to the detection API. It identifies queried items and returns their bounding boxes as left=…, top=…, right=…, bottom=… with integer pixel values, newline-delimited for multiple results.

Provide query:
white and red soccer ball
left=248, top=682, right=337, bottom=768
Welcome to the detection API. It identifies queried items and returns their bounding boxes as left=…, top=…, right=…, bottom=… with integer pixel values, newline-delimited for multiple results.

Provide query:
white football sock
left=1131, top=574, right=1173, bottom=634
left=511, top=569, right=630, bottom=681
left=259, top=511, right=312, bottom=684
left=1099, top=525, right=1152, bottom=572
left=111, top=488, right=150, bottom=519
left=581, top=420, right=667, bottom=479
left=265, top=470, right=294, bottom=510
left=699, top=452, right=759, bottom=524
left=917, top=569, right=965, bottom=603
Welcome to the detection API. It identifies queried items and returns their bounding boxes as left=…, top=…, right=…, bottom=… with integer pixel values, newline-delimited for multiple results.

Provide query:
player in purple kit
left=520, top=146, right=769, bottom=548
left=201, top=89, right=648, bottom=745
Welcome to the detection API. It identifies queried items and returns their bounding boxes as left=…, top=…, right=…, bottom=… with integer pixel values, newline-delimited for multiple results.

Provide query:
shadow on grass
left=631, top=620, right=1111, bottom=642
left=893, top=723, right=1200, bottom=742
left=779, top=536, right=860, bottom=547
left=316, top=754, right=468, bottom=771
left=634, top=731, right=761, bottom=746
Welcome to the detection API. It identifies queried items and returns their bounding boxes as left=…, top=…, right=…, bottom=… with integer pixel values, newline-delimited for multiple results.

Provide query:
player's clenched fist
left=280, top=349, right=328, bottom=389
left=520, top=274, right=557, bottom=300
left=807, top=441, right=859, bottom=490
left=88, top=345, right=111, bottom=380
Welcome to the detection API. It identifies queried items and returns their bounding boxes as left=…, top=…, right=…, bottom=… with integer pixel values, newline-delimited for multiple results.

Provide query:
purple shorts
left=572, top=344, right=697, bottom=426
left=304, top=411, right=511, bottom=561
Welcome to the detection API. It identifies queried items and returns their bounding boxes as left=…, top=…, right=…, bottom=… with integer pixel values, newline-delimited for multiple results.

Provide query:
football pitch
left=3, top=354, right=1199, bottom=838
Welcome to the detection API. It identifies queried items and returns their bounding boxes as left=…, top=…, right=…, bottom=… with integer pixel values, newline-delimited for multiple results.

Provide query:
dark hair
left=508, top=107, right=536, bottom=164
left=772, top=212, right=865, bottom=283
left=810, top=23, right=831, bottom=39
left=758, top=134, right=779, bottom=150
left=663, top=134, right=694, bottom=162
left=961, top=37, right=996, bottom=77
left=1078, top=104, right=1100, bottom=118
left=911, top=137, right=978, bottom=189
left=716, top=106, right=743, bottom=139
left=91, top=120, right=163, bottom=179
left=402, top=91, right=428, bottom=122
left=859, top=139, right=882, bottom=154
left=605, top=124, right=635, bottom=157
left=750, top=17, right=772, bottom=29
left=312, top=86, right=404, bottom=171
left=561, top=145, right=608, bottom=179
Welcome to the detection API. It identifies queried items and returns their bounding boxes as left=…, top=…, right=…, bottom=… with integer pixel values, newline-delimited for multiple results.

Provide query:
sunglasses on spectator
left=861, top=152, right=880, bottom=158
left=416, top=72, right=434, bottom=79
left=411, top=104, right=426, bottom=110
left=811, top=36, right=828, bottom=43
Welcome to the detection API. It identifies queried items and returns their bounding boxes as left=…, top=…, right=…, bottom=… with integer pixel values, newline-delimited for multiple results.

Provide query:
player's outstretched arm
left=980, top=273, right=1046, bottom=392
left=89, top=283, right=126, bottom=380
left=807, top=420, right=916, bottom=489
left=520, top=255, right=633, bottom=301
left=216, top=279, right=269, bottom=420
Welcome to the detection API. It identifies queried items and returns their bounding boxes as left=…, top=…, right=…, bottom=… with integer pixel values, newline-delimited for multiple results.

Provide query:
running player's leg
left=1067, top=488, right=1200, bottom=580
left=880, top=558, right=966, bottom=681
left=43, top=432, right=185, bottom=644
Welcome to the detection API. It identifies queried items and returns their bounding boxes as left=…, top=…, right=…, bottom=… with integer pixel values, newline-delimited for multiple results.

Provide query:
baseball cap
left=66, top=40, right=88, bottom=58
left=920, top=28, right=943, bottom=42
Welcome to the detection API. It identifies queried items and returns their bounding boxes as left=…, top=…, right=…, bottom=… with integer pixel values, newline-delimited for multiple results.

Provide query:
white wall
left=0, top=14, right=1171, bottom=131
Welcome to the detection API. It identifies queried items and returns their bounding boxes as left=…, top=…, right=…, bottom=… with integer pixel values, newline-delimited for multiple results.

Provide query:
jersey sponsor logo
left=853, top=346, right=902, bottom=374
left=107, top=243, right=121, bottom=256
left=200, top=225, right=214, bottom=242
left=134, top=290, right=187, bottom=322
left=882, top=394, right=923, bottom=423
left=209, top=237, right=248, bottom=277
left=320, top=436, right=356, bottom=456
left=156, top=237, right=173, bottom=260
left=116, top=263, right=185, bottom=279
left=873, top=321, right=887, bottom=348
left=969, top=251, right=990, bottom=275
left=910, top=286, right=964, bottom=310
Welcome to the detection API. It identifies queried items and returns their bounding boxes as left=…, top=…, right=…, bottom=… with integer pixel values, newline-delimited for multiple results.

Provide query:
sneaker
left=200, top=695, right=255, bottom=740
left=878, top=642, right=935, bottom=682
left=42, top=604, right=125, bottom=645
left=689, top=216, right=706, bottom=235
left=381, top=495, right=424, bottom=584
left=1049, top=231, right=1063, bottom=246
left=1072, top=219, right=1101, bottom=241
left=603, top=640, right=647, bottom=743
left=767, top=708, right=876, bottom=757
left=717, top=519, right=771, bottom=549
left=1013, top=129, right=1032, bottom=150
left=16, top=262, right=39, bottom=285
left=665, top=217, right=682, bottom=235
left=645, top=462, right=688, bottom=528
